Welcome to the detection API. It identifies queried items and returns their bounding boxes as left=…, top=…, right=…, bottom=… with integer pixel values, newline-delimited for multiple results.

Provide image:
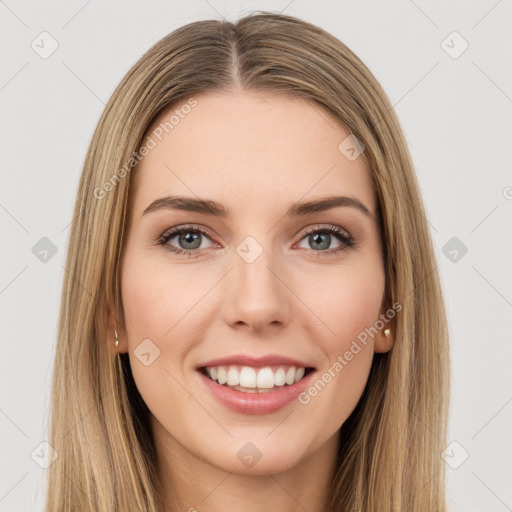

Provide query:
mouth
left=198, top=364, right=316, bottom=393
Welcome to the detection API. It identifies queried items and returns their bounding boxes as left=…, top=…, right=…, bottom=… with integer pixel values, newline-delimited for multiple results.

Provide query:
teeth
left=227, top=367, right=240, bottom=386
left=204, top=365, right=308, bottom=390
left=256, top=367, right=274, bottom=388
left=217, top=367, right=227, bottom=385
left=274, top=367, right=286, bottom=386
left=239, top=366, right=256, bottom=388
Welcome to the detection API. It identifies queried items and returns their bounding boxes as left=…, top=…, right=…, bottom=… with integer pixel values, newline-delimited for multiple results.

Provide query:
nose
left=221, top=244, right=291, bottom=333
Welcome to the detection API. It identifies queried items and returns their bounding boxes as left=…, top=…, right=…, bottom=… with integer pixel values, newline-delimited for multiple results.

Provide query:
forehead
left=131, top=91, right=375, bottom=219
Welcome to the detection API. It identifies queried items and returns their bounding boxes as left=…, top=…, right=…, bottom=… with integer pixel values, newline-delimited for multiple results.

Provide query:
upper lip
left=196, top=354, right=315, bottom=370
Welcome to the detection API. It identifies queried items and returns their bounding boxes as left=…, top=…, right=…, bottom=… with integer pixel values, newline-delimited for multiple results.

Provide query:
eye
left=156, top=223, right=356, bottom=258
left=156, top=224, right=217, bottom=258
left=296, top=225, right=355, bottom=257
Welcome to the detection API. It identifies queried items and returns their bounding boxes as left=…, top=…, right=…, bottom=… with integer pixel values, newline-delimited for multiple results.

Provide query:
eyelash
left=156, top=224, right=356, bottom=259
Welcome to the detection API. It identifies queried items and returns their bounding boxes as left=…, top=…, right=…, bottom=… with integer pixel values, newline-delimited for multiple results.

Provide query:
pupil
left=311, top=233, right=329, bottom=250
left=180, top=232, right=201, bottom=249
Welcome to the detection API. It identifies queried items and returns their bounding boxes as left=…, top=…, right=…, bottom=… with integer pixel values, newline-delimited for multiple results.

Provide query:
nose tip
left=222, top=249, right=291, bottom=332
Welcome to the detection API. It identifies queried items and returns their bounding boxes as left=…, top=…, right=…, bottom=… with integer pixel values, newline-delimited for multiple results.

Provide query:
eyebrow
left=142, top=195, right=372, bottom=219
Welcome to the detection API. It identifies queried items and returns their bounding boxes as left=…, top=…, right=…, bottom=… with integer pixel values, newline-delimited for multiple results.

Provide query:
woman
left=46, top=11, right=450, bottom=512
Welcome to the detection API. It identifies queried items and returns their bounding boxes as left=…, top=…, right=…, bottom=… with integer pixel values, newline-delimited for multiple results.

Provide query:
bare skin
left=110, top=90, right=393, bottom=512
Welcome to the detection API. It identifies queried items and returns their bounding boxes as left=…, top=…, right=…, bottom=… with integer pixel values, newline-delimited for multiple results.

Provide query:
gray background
left=1, top=1, right=511, bottom=510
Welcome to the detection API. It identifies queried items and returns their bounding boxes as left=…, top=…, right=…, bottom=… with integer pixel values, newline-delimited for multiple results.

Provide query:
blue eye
left=156, top=224, right=216, bottom=258
left=297, top=225, right=355, bottom=256
left=156, top=224, right=355, bottom=258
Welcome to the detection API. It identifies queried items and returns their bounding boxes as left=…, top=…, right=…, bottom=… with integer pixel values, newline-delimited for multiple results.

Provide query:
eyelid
left=157, top=222, right=355, bottom=256
left=299, top=224, right=352, bottom=239
left=159, top=223, right=220, bottom=244
left=158, top=223, right=352, bottom=242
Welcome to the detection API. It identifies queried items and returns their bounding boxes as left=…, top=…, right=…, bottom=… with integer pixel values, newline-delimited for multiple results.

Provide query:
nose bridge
left=222, top=233, right=291, bottom=329
left=235, top=233, right=283, bottom=300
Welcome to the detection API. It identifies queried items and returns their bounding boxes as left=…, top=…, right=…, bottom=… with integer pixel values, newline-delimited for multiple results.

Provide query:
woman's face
left=118, top=90, right=391, bottom=476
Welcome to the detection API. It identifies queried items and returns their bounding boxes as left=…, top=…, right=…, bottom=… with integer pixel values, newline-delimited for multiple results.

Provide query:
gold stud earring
left=384, top=328, right=391, bottom=337
left=114, top=324, right=119, bottom=348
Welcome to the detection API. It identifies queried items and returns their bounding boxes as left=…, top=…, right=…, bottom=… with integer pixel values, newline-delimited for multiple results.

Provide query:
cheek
left=120, top=249, right=219, bottom=409
left=120, top=253, right=200, bottom=419
left=295, top=259, right=385, bottom=348
left=294, top=260, right=384, bottom=424
left=121, top=252, right=211, bottom=346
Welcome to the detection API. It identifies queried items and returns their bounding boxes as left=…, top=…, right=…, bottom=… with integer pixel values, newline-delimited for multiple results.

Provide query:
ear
left=106, top=300, right=127, bottom=355
left=374, top=302, right=395, bottom=354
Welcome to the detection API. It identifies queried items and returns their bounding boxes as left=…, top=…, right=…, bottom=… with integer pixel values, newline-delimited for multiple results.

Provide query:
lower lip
left=197, top=370, right=316, bottom=415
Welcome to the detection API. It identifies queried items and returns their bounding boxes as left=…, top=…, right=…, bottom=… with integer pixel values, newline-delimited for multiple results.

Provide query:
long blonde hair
left=45, top=11, right=450, bottom=511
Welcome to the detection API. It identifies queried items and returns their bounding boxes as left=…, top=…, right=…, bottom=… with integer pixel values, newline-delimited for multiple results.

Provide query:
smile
left=200, top=365, right=314, bottom=393
left=196, top=355, right=317, bottom=414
